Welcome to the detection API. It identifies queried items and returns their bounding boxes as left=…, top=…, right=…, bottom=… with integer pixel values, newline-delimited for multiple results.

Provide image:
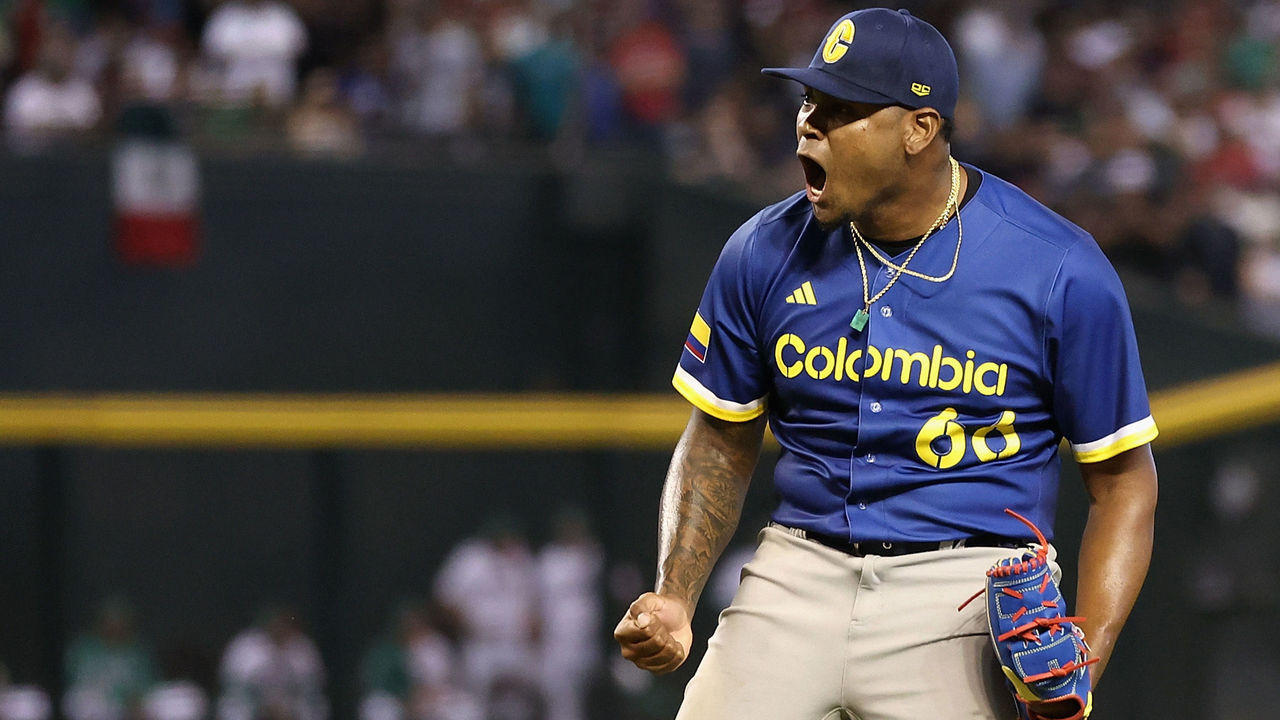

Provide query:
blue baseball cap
left=762, top=8, right=958, bottom=120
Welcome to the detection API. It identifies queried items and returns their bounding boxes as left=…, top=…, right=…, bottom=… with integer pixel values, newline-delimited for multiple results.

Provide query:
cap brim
left=761, top=66, right=903, bottom=107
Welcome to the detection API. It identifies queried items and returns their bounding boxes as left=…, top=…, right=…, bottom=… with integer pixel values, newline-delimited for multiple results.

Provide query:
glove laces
left=956, top=509, right=1100, bottom=680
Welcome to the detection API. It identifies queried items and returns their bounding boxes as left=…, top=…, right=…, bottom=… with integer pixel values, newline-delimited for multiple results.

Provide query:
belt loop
left=769, top=521, right=808, bottom=540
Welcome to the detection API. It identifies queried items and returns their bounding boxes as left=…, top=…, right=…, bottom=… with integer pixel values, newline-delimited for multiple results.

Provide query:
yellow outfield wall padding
left=0, top=360, right=1277, bottom=449
left=0, top=394, right=693, bottom=449
left=1146, top=361, right=1280, bottom=446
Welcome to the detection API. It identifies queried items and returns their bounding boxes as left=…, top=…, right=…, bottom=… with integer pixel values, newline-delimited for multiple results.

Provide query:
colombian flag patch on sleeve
left=685, top=312, right=711, bottom=362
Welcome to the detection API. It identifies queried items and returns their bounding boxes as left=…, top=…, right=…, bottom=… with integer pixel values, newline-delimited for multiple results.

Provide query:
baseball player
left=613, top=8, right=1158, bottom=720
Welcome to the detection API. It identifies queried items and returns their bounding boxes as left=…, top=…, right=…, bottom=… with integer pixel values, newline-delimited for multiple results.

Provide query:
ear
left=902, top=108, right=943, bottom=156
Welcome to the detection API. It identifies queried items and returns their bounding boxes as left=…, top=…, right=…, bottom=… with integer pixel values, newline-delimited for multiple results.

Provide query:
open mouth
left=799, top=155, right=827, bottom=201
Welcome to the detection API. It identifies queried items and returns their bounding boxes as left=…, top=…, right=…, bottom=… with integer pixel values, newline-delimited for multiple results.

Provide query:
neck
left=851, top=155, right=964, bottom=241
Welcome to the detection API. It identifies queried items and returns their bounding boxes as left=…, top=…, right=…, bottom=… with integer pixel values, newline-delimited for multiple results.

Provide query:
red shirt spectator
left=609, top=21, right=686, bottom=127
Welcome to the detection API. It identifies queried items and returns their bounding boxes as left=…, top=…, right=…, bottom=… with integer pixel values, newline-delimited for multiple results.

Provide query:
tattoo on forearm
left=656, top=413, right=764, bottom=608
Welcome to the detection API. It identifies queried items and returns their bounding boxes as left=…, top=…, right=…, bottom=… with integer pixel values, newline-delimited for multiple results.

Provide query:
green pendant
left=850, top=309, right=869, bottom=331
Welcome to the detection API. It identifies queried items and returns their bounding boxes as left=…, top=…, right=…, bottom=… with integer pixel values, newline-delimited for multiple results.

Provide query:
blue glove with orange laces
left=961, top=509, right=1098, bottom=720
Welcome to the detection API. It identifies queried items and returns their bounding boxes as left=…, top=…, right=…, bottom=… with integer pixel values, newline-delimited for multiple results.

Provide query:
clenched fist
left=613, top=592, right=694, bottom=674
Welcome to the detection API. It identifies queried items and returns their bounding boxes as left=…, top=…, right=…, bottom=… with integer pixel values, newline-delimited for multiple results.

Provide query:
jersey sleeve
left=672, top=215, right=770, bottom=422
left=1047, top=241, right=1159, bottom=463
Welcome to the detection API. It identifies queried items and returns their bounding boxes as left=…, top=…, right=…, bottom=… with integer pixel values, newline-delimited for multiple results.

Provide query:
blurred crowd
left=4, top=0, right=1280, bottom=317
left=4, top=0, right=1280, bottom=328
left=0, top=508, right=649, bottom=720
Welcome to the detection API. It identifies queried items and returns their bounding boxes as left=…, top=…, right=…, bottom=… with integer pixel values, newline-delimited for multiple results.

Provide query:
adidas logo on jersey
left=785, top=281, right=817, bottom=305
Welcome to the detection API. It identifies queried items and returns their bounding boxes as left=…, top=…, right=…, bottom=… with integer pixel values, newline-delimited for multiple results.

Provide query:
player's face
left=795, top=89, right=908, bottom=229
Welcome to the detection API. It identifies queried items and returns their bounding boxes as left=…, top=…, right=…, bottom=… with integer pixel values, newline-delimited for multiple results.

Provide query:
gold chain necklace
left=849, top=157, right=961, bottom=332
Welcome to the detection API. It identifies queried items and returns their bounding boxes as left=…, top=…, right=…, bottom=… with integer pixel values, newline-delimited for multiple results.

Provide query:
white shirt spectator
left=537, top=538, right=603, bottom=720
left=217, top=619, right=327, bottom=720
left=4, top=72, right=101, bottom=138
left=393, top=14, right=483, bottom=134
left=122, top=32, right=182, bottom=102
left=954, top=5, right=1045, bottom=131
left=433, top=536, right=539, bottom=696
left=201, top=0, right=307, bottom=107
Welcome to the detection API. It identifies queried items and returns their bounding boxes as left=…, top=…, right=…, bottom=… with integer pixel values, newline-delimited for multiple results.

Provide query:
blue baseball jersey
left=673, top=165, right=1158, bottom=542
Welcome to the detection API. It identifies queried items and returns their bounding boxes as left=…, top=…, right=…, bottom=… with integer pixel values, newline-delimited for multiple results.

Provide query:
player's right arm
left=614, top=407, right=767, bottom=674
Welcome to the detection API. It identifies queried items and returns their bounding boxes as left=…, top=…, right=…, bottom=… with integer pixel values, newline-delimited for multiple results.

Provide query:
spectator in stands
left=953, top=2, right=1045, bottom=133
left=7, top=0, right=47, bottom=76
left=433, top=513, right=541, bottom=715
left=608, top=9, right=686, bottom=140
left=216, top=605, right=326, bottom=720
left=199, top=0, right=308, bottom=109
left=139, top=682, right=208, bottom=720
left=535, top=507, right=603, bottom=720
left=0, top=684, right=53, bottom=720
left=286, top=67, right=363, bottom=158
left=359, top=601, right=481, bottom=720
left=508, top=12, right=578, bottom=141
left=118, top=23, right=183, bottom=105
left=70, top=9, right=128, bottom=96
left=337, top=37, right=392, bottom=133
left=4, top=22, right=100, bottom=145
left=63, top=595, right=157, bottom=720
left=389, top=0, right=488, bottom=139
left=569, top=4, right=625, bottom=145
left=390, top=0, right=483, bottom=138
left=674, top=0, right=736, bottom=116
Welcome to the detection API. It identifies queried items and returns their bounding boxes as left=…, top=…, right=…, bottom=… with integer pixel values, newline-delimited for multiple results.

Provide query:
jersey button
left=880, top=305, right=893, bottom=318
left=870, top=402, right=882, bottom=413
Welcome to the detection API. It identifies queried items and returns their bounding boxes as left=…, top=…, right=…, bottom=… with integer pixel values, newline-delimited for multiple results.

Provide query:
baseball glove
left=960, top=509, right=1097, bottom=720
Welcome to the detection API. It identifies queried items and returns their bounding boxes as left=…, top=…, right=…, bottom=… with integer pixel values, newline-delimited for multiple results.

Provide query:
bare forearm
left=655, top=409, right=766, bottom=610
left=1074, top=444, right=1158, bottom=686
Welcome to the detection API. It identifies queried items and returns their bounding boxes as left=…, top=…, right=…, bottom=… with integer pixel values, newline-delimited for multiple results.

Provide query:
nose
left=797, top=105, right=822, bottom=141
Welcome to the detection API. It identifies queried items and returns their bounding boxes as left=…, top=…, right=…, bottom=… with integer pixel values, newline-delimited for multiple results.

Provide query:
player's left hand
left=975, top=510, right=1096, bottom=720
left=613, top=592, right=693, bottom=674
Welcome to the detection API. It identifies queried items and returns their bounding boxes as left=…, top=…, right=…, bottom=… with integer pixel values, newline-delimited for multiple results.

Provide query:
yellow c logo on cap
left=822, top=19, right=855, bottom=63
